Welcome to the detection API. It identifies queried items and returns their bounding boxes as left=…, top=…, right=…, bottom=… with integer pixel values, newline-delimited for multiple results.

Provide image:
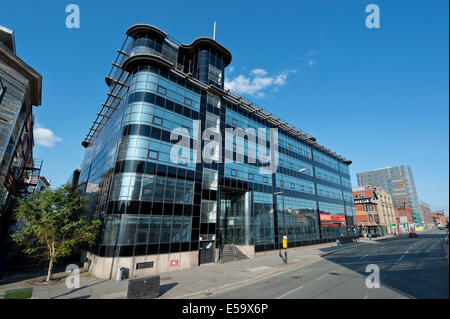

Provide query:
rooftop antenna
left=213, top=21, right=216, bottom=40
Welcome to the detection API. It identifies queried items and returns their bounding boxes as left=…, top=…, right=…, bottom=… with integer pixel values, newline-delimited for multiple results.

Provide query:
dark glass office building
left=78, top=25, right=355, bottom=278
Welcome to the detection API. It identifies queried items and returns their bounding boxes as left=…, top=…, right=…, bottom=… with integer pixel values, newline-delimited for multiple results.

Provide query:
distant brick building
left=352, top=186, right=386, bottom=237
left=395, top=202, right=414, bottom=233
left=377, top=190, right=397, bottom=235
left=419, top=201, right=434, bottom=228
left=432, top=211, right=448, bottom=228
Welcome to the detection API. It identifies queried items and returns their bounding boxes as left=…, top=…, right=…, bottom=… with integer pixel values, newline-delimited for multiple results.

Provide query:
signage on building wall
left=320, top=214, right=346, bottom=222
left=170, top=260, right=179, bottom=267
left=320, top=214, right=346, bottom=227
left=354, top=198, right=377, bottom=205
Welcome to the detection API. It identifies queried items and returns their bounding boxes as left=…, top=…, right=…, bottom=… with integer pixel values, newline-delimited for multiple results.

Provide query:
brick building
left=419, top=201, right=434, bottom=229
left=352, top=186, right=386, bottom=237
left=432, top=211, right=448, bottom=229
left=377, top=189, right=397, bottom=235
left=395, top=202, right=414, bottom=233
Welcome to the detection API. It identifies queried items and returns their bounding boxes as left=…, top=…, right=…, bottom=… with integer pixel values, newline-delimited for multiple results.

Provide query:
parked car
left=408, top=232, right=418, bottom=238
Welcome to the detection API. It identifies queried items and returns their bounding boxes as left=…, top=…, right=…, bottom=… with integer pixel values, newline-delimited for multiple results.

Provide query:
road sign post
left=282, top=236, right=287, bottom=249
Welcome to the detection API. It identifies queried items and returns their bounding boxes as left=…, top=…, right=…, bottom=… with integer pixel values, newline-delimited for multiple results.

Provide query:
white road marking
left=276, top=285, right=304, bottom=299
left=363, top=295, right=369, bottom=299
left=359, top=254, right=368, bottom=259
left=315, top=274, right=328, bottom=280
left=399, top=255, right=404, bottom=261
left=247, top=266, right=272, bottom=272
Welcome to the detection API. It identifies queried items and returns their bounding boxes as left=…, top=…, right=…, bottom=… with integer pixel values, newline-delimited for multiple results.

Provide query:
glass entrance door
left=218, top=191, right=253, bottom=246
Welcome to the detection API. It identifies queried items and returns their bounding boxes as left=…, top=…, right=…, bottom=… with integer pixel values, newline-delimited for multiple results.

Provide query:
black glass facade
left=78, top=25, right=355, bottom=265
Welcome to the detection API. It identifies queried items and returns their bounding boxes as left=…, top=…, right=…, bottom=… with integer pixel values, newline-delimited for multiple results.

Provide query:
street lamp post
left=275, top=168, right=309, bottom=264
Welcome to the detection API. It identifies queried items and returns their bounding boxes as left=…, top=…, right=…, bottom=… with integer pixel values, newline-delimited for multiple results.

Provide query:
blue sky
left=1, top=0, right=448, bottom=214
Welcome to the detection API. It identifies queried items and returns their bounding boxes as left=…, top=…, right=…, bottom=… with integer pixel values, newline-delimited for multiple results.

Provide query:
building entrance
left=199, top=241, right=215, bottom=265
left=218, top=189, right=253, bottom=261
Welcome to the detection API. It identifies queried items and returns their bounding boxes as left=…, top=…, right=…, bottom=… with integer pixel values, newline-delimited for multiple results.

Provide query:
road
left=206, top=230, right=448, bottom=299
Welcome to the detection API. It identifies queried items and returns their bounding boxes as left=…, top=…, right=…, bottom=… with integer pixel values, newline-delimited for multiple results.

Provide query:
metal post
left=275, top=169, right=308, bottom=264
left=275, top=176, right=287, bottom=264
left=281, top=188, right=287, bottom=264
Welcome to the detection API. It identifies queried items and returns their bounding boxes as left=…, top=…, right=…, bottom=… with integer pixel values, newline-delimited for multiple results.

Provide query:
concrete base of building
left=85, top=239, right=359, bottom=279
left=86, top=251, right=199, bottom=280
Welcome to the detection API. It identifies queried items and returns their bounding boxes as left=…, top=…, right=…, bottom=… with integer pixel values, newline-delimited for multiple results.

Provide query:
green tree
left=11, top=184, right=100, bottom=282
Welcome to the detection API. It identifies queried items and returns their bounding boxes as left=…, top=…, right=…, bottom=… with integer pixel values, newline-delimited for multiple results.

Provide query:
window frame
left=201, top=200, right=217, bottom=223
left=157, top=85, right=167, bottom=95
left=184, top=97, right=192, bottom=106
left=202, top=168, right=218, bottom=190
left=148, top=150, right=159, bottom=160
left=152, top=115, right=163, bottom=126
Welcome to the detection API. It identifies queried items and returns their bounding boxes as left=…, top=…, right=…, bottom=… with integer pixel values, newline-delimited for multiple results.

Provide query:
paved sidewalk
left=158, top=241, right=364, bottom=299
left=0, top=236, right=394, bottom=299
left=159, top=235, right=396, bottom=299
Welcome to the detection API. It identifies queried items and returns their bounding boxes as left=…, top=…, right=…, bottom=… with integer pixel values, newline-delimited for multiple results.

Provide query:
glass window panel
left=201, top=200, right=217, bottom=223
left=160, top=217, right=172, bottom=243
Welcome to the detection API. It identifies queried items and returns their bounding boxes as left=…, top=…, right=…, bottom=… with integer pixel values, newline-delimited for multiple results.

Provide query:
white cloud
left=306, top=50, right=316, bottom=67
left=34, top=124, right=62, bottom=147
left=250, top=68, right=268, bottom=76
left=225, top=68, right=296, bottom=98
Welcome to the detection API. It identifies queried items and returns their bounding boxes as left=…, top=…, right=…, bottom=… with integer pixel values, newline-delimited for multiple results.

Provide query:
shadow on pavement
left=71, top=295, right=91, bottom=299
left=159, top=282, right=178, bottom=297
left=0, top=250, right=83, bottom=286
left=51, top=279, right=109, bottom=299
left=0, top=268, right=48, bottom=286
left=321, top=231, right=449, bottom=299
left=318, top=238, right=359, bottom=253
